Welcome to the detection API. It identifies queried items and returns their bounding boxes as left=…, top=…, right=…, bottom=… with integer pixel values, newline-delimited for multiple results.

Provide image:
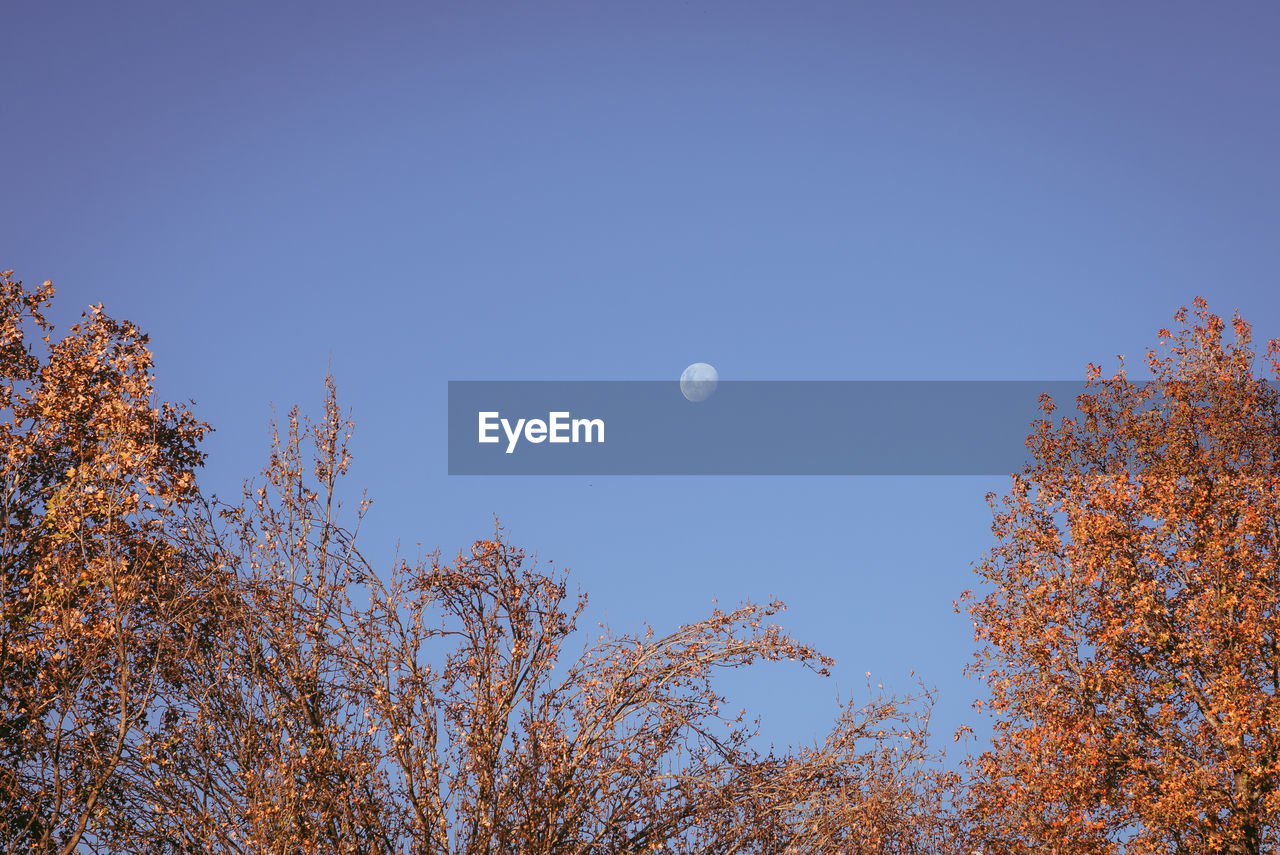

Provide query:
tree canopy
left=964, top=298, right=1280, bottom=854
left=13, top=268, right=1280, bottom=854
left=0, top=270, right=959, bottom=853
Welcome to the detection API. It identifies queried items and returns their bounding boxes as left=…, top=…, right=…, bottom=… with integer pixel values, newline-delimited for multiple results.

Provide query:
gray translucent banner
left=447, top=381, right=1130, bottom=475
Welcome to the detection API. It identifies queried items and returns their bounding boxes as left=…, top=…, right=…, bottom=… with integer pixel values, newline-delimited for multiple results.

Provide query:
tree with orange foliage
left=0, top=270, right=961, bottom=853
left=153, top=378, right=962, bottom=854
left=962, top=298, right=1280, bottom=854
left=0, top=271, right=215, bottom=854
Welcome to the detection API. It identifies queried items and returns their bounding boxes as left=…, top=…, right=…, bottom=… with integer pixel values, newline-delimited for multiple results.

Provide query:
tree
left=154, top=377, right=962, bottom=854
left=0, top=271, right=216, bottom=853
left=962, top=298, right=1280, bottom=854
left=0, top=269, right=961, bottom=852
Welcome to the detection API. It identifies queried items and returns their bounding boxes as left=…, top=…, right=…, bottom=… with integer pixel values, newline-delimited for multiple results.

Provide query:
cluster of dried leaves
left=12, top=270, right=1280, bottom=854
left=962, top=299, right=1280, bottom=854
left=0, top=270, right=960, bottom=854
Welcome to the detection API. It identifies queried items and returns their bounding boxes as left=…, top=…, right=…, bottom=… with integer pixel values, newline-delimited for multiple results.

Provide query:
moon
left=680, top=362, right=719, bottom=402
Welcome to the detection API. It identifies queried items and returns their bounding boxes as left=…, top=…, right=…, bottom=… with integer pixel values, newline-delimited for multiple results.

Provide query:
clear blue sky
left=5, top=1, right=1279, bottom=759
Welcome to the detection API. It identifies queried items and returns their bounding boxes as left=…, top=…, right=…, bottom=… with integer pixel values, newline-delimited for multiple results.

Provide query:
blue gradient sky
left=5, top=1, right=1279, bottom=758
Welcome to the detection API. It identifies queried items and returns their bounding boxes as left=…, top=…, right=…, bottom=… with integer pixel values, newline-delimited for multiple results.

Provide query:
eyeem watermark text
left=478, top=411, right=605, bottom=453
